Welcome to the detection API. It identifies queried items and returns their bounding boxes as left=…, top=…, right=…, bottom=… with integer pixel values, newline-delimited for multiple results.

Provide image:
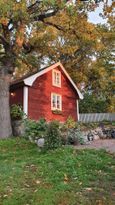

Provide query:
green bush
left=10, top=104, right=24, bottom=120
left=25, top=118, right=47, bottom=141
left=67, top=128, right=85, bottom=145
left=24, top=117, right=85, bottom=150
left=61, top=117, right=82, bottom=144
left=45, top=120, right=62, bottom=150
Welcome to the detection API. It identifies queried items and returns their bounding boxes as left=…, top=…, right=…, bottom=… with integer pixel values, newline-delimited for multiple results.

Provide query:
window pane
left=51, top=93, right=62, bottom=111
left=56, top=73, right=60, bottom=85
left=52, top=94, right=56, bottom=108
left=57, top=95, right=60, bottom=109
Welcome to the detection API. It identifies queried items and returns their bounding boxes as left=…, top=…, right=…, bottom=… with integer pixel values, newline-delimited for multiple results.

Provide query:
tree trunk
left=0, top=77, right=12, bottom=138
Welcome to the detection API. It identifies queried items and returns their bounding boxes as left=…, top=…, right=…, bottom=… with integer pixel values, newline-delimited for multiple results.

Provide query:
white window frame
left=51, top=93, right=62, bottom=111
left=52, top=69, right=61, bottom=87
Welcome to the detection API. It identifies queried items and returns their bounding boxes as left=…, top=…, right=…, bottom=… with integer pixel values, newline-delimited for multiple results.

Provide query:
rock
left=93, top=135, right=100, bottom=140
left=96, top=127, right=103, bottom=138
left=36, top=138, right=45, bottom=148
left=12, top=120, right=25, bottom=136
left=82, top=135, right=88, bottom=143
left=90, top=127, right=106, bottom=139
left=87, top=132, right=94, bottom=141
left=85, top=141, right=91, bottom=145
left=111, top=129, right=115, bottom=138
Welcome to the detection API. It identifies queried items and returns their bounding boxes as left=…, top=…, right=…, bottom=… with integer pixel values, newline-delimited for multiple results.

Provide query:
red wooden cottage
left=10, top=62, right=83, bottom=122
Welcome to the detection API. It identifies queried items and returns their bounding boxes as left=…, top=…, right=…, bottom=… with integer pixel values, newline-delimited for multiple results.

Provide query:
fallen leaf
left=34, top=189, right=38, bottom=193
left=3, top=195, right=8, bottom=198
left=64, top=174, right=68, bottom=181
left=85, top=187, right=92, bottom=191
left=36, top=180, right=40, bottom=184
left=30, top=164, right=35, bottom=167
left=25, top=184, right=30, bottom=188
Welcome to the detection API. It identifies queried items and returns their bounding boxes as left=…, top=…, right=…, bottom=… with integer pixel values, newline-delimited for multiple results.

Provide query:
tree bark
left=0, top=77, right=12, bottom=138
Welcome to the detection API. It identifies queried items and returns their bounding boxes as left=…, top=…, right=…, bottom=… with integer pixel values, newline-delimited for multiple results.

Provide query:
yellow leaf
left=0, top=17, right=8, bottom=26
left=36, top=180, right=40, bottom=184
left=64, top=174, right=68, bottom=181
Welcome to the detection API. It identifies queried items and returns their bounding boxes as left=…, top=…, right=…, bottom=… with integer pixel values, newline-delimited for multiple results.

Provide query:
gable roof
left=11, top=62, right=83, bottom=99
left=11, top=62, right=56, bottom=86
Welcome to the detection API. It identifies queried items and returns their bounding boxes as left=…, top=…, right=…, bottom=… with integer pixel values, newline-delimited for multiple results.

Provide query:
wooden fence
left=79, top=113, right=115, bottom=123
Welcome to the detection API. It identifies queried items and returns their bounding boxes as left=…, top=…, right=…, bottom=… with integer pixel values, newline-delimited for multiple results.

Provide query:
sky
left=88, top=0, right=112, bottom=24
left=88, top=2, right=107, bottom=24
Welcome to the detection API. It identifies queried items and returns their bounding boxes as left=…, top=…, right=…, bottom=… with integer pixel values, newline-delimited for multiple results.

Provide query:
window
left=51, top=93, right=62, bottom=111
left=52, top=69, right=61, bottom=87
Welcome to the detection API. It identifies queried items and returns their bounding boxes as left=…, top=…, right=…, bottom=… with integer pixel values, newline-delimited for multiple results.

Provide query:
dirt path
left=75, top=139, right=115, bottom=153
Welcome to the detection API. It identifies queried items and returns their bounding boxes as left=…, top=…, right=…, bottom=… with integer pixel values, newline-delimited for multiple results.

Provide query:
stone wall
left=82, top=126, right=115, bottom=142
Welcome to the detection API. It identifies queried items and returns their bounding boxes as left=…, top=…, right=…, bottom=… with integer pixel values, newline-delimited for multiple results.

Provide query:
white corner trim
left=76, top=100, right=79, bottom=121
left=23, top=86, right=28, bottom=116
left=23, top=62, right=83, bottom=99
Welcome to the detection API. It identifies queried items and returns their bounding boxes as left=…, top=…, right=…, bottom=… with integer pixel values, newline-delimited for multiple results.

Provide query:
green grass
left=0, top=138, right=115, bottom=205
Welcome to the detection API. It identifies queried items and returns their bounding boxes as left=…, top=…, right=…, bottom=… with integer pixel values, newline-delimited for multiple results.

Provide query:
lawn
left=0, top=138, right=115, bottom=205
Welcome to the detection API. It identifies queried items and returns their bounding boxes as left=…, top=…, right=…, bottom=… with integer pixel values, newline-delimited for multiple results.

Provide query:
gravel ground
left=75, top=139, right=115, bottom=153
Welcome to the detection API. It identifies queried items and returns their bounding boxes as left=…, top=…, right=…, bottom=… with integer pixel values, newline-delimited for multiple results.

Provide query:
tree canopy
left=0, top=0, right=114, bottom=99
left=0, top=0, right=114, bottom=138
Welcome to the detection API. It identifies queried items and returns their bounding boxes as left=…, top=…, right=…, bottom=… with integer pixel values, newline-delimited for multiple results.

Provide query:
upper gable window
left=52, top=69, right=61, bottom=87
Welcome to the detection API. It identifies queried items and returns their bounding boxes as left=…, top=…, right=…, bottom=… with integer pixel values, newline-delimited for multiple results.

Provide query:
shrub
left=64, top=116, right=77, bottom=129
left=61, top=116, right=82, bottom=144
left=45, top=120, right=62, bottom=150
left=25, top=118, right=47, bottom=141
left=10, top=104, right=24, bottom=120
left=67, top=128, right=85, bottom=145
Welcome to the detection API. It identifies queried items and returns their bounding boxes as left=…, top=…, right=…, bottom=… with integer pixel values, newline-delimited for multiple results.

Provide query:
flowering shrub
left=10, top=104, right=24, bottom=120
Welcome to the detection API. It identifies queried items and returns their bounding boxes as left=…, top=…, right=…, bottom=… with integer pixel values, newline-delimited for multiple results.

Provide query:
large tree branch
left=33, top=9, right=59, bottom=21
left=27, top=0, right=42, bottom=12
left=28, top=0, right=59, bottom=20
left=41, top=20, right=65, bottom=31
left=23, top=43, right=35, bottom=54
left=0, top=35, right=10, bottom=48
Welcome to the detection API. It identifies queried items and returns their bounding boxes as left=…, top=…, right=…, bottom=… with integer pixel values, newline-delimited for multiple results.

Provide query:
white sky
left=88, top=0, right=112, bottom=24
left=88, top=2, right=107, bottom=24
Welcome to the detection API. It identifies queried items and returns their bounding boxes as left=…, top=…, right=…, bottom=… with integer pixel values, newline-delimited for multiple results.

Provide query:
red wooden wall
left=28, top=66, right=78, bottom=122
